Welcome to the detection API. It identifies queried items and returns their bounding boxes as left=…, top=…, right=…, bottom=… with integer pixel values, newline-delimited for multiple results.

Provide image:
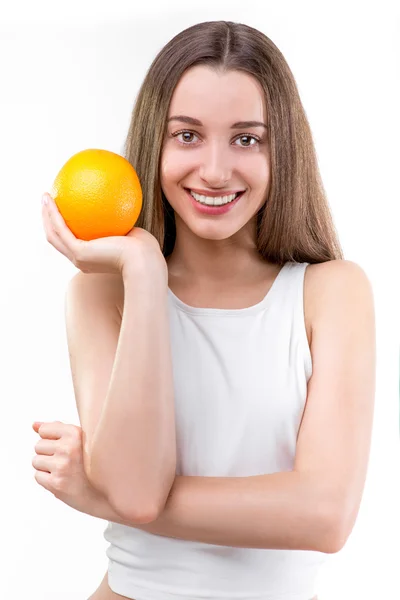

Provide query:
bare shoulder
left=66, top=271, right=124, bottom=318
left=304, top=260, right=373, bottom=343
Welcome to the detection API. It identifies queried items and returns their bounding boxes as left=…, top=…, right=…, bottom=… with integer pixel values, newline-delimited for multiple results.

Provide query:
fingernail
left=42, top=194, right=48, bottom=206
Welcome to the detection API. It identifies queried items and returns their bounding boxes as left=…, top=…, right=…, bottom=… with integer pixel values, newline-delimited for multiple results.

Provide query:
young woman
left=36, top=20, right=376, bottom=600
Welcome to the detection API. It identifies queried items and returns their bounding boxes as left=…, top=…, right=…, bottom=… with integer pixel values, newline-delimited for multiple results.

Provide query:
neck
left=166, top=220, right=271, bottom=286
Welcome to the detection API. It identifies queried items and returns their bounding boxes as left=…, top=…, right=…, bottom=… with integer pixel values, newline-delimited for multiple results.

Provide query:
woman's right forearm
left=88, top=257, right=177, bottom=523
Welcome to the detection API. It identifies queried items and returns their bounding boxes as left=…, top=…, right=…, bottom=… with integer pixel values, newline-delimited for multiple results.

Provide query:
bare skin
left=87, top=572, right=125, bottom=599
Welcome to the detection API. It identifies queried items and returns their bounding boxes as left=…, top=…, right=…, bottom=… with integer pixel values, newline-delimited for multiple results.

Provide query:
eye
left=173, top=130, right=199, bottom=144
left=171, top=130, right=261, bottom=147
left=234, top=135, right=260, bottom=148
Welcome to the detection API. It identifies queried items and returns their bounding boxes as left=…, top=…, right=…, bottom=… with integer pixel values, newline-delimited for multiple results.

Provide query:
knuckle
left=70, top=438, right=81, bottom=452
left=58, top=442, right=72, bottom=456
left=67, top=442, right=80, bottom=457
left=69, top=424, right=82, bottom=441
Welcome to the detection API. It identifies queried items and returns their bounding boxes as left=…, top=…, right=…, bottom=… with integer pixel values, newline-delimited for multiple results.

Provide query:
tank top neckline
left=167, top=261, right=291, bottom=317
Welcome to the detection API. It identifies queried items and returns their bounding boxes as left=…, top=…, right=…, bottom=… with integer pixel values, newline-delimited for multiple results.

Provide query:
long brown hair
left=123, top=20, right=344, bottom=264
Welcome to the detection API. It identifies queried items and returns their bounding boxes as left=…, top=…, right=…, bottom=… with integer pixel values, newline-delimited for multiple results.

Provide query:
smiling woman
left=34, top=19, right=375, bottom=600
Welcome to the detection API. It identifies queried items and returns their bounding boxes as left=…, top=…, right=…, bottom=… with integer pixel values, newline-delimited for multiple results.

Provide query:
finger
left=32, top=455, right=52, bottom=473
left=45, top=193, right=84, bottom=252
left=36, top=421, right=66, bottom=440
left=42, top=205, right=71, bottom=257
left=42, top=200, right=73, bottom=259
left=34, top=439, right=56, bottom=455
left=34, top=470, right=53, bottom=492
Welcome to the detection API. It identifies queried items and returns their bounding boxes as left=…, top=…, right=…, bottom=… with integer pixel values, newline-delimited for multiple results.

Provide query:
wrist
left=122, top=255, right=168, bottom=290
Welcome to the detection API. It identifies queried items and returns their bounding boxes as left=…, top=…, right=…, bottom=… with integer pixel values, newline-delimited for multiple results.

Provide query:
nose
left=198, top=141, right=232, bottom=188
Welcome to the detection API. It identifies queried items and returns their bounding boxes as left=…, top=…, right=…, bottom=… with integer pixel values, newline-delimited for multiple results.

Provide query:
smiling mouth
left=185, top=188, right=245, bottom=206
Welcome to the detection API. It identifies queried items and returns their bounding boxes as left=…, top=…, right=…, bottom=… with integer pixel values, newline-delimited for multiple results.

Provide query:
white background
left=1, top=1, right=399, bottom=598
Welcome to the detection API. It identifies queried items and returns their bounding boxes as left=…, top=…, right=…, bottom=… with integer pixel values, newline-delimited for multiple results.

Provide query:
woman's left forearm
left=85, top=472, right=340, bottom=553
left=138, top=472, right=338, bottom=552
left=89, top=473, right=339, bottom=552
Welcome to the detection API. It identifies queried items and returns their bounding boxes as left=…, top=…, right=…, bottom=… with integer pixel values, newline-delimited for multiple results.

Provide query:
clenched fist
left=32, top=420, right=105, bottom=517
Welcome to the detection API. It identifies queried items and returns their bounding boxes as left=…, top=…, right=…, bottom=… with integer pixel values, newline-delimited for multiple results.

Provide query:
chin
left=187, top=220, right=244, bottom=241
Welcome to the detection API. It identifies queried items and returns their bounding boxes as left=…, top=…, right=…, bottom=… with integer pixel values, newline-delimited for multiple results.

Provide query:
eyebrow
left=167, top=115, right=268, bottom=129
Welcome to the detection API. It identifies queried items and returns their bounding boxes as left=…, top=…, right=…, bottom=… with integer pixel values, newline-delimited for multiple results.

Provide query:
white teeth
left=190, top=190, right=239, bottom=206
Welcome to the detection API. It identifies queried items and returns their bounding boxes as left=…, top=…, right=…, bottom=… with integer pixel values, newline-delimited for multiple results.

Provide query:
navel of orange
left=50, top=148, right=143, bottom=241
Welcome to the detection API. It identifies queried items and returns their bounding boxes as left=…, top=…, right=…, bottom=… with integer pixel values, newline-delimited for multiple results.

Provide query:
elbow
left=304, top=478, right=356, bottom=554
left=87, top=468, right=161, bottom=524
left=321, top=525, right=349, bottom=555
left=108, top=492, right=161, bottom=525
left=317, top=506, right=352, bottom=554
left=112, top=462, right=176, bottom=525
left=108, top=475, right=175, bottom=525
left=86, top=449, right=176, bottom=525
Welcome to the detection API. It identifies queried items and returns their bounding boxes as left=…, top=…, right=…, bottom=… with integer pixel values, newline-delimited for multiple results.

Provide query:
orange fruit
left=50, top=148, right=143, bottom=241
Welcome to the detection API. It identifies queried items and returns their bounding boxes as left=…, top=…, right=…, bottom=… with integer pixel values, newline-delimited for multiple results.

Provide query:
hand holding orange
left=42, top=149, right=166, bottom=276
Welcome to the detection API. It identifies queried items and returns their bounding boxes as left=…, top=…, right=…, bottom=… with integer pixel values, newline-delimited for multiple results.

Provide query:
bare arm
left=89, top=472, right=337, bottom=553
left=90, top=262, right=176, bottom=522
left=66, top=257, right=176, bottom=524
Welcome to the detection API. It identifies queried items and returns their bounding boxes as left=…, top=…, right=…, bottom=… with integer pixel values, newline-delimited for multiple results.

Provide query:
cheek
left=161, top=147, right=194, bottom=185
left=239, top=153, right=270, bottom=187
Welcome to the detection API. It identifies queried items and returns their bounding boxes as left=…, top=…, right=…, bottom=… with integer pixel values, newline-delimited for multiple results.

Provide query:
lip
left=186, top=187, right=245, bottom=198
left=185, top=188, right=244, bottom=216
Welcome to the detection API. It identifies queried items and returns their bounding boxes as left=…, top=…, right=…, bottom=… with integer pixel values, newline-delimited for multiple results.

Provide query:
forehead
left=168, top=66, right=266, bottom=124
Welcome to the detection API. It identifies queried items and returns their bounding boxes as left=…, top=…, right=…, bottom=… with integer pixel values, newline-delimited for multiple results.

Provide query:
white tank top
left=103, top=260, right=329, bottom=600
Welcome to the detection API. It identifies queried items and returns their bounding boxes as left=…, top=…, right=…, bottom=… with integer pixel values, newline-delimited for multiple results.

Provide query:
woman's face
left=161, top=66, right=271, bottom=242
